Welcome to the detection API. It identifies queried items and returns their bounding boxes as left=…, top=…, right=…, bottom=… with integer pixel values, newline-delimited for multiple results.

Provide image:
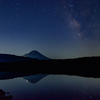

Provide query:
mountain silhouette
left=24, top=50, right=50, bottom=60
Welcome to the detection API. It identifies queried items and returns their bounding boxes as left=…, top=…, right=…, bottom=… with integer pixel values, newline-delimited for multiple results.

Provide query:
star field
left=0, top=0, right=100, bottom=59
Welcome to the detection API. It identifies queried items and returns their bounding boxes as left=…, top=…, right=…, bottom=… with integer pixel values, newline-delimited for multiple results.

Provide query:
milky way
left=0, top=0, right=100, bottom=58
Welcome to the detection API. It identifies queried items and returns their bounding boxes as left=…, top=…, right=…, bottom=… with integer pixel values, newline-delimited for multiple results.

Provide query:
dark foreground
left=0, top=56, right=100, bottom=78
left=0, top=89, right=13, bottom=100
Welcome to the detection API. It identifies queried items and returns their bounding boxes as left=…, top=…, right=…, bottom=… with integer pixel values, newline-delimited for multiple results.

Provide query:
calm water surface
left=0, top=72, right=100, bottom=100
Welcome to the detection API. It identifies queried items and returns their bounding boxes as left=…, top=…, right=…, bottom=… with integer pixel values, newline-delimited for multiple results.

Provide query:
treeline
left=0, top=57, right=99, bottom=78
left=0, top=56, right=100, bottom=73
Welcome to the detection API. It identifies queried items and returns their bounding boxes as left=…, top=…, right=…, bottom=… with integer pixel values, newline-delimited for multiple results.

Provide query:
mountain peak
left=29, top=50, right=40, bottom=54
left=24, top=50, right=50, bottom=60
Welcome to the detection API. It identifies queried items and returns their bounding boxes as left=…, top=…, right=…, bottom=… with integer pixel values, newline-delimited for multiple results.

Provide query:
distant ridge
left=24, top=50, right=50, bottom=60
left=0, top=53, right=36, bottom=62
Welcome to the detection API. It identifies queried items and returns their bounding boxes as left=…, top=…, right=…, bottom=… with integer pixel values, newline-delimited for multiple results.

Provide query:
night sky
left=0, top=0, right=100, bottom=59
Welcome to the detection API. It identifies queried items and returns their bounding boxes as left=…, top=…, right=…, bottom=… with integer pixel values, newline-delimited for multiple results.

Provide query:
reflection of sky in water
left=0, top=74, right=100, bottom=100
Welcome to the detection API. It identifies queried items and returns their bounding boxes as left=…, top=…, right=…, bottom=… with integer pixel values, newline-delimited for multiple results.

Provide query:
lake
left=0, top=72, right=100, bottom=100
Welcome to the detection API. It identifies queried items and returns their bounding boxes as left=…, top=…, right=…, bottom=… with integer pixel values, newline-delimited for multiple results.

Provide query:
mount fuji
left=24, top=50, right=50, bottom=60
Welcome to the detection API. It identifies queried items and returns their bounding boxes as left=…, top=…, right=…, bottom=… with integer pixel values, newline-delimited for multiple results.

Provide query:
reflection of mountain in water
left=23, top=74, right=48, bottom=84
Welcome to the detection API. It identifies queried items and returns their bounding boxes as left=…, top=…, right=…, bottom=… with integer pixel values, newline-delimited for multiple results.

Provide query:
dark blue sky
left=0, top=0, right=100, bottom=59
